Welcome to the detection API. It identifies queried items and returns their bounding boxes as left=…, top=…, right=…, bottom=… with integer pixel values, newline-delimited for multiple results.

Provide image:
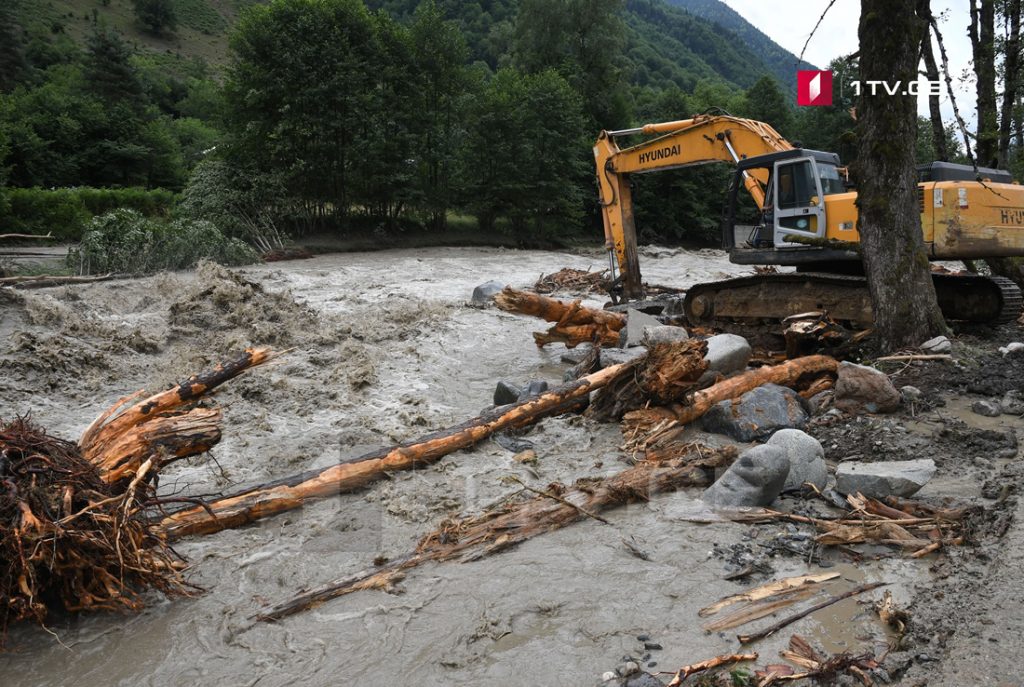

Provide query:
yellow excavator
left=594, top=114, right=1024, bottom=325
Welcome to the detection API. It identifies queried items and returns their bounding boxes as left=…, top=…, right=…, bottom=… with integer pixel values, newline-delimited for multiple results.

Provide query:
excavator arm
left=593, top=114, right=793, bottom=301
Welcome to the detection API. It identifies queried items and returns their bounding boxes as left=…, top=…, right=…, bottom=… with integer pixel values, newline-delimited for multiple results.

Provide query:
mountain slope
left=664, top=0, right=817, bottom=89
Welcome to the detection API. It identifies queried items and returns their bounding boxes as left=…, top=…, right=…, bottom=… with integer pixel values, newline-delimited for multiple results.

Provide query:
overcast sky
left=721, top=0, right=977, bottom=128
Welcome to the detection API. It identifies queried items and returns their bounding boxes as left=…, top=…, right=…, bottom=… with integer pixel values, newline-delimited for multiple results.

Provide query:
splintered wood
left=0, top=348, right=276, bottom=641
left=257, top=443, right=737, bottom=621
left=494, top=287, right=625, bottom=347
left=532, top=267, right=609, bottom=294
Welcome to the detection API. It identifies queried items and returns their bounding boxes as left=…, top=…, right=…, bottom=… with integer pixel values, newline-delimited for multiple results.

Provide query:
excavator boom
left=594, top=114, right=792, bottom=300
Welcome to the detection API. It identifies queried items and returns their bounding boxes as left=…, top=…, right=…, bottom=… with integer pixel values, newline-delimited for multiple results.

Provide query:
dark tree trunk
left=970, top=0, right=1000, bottom=167
left=917, top=0, right=948, bottom=161
left=998, top=0, right=1021, bottom=168
left=855, top=0, right=948, bottom=351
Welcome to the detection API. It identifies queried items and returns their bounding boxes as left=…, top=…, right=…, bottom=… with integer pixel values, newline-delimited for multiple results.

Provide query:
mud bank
left=0, top=246, right=1020, bottom=686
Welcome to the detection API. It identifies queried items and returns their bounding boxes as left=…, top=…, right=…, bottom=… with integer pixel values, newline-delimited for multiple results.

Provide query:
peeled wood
left=666, top=653, right=759, bottom=687
left=158, top=360, right=639, bottom=539
left=737, top=582, right=887, bottom=644
left=257, top=443, right=738, bottom=621
left=623, top=355, right=839, bottom=439
left=494, top=287, right=625, bottom=348
left=699, top=572, right=840, bottom=617
left=80, top=348, right=279, bottom=484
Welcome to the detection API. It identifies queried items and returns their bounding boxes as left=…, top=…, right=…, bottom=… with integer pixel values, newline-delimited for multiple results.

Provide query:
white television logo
left=808, top=73, right=821, bottom=102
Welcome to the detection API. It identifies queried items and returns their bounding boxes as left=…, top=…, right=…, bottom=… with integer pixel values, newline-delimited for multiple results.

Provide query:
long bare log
left=0, top=273, right=118, bottom=288
left=0, top=232, right=54, bottom=240
left=80, top=347, right=279, bottom=483
left=158, top=362, right=631, bottom=539
left=257, top=443, right=738, bottom=621
left=494, top=287, right=625, bottom=348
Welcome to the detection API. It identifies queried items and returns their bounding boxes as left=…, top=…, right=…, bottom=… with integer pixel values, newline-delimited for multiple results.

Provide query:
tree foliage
left=132, top=0, right=178, bottom=36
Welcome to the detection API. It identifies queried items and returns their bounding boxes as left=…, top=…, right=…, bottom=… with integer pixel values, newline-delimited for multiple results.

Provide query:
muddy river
left=0, top=247, right=935, bottom=685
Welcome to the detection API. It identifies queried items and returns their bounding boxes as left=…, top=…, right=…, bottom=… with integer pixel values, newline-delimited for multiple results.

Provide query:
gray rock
left=519, top=380, right=549, bottom=400
left=920, top=335, right=951, bottom=354
left=621, top=309, right=662, bottom=348
left=493, top=381, right=522, bottom=406
left=1001, top=390, right=1024, bottom=415
left=471, top=280, right=505, bottom=304
left=900, top=385, right=922, bottom=403
left=599, top=346, right=648, bottom=369
left=618, top=661, right=640, bottom=677
left=768, top=428, right=828, bottom=491
left=701, top=384, right=809, bottom=442
left=835, top=362, right=901, bottom=414
left=835, top=459, right=936, bottom=498
left=999, top=342, right=1024, bottom=357
left=642, top=324, right=689, bottom=346
left=971, top=399, right=1002, bottom=417
left=625, top=675, right=663, bottom=687
left=702, top=444, right=790, bottom=508
left=601, top=671, right=617, bottom=683
left=704, top=333, right=752, bottom=376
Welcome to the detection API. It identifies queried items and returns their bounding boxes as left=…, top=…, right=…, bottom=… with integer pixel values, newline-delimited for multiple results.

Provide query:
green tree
left=513, top=0, right=630, bottom=128
left=409, top=1, right=471, bottom=230
left=740, top=76, right=793, bottom=136
left=226, top=0, right=381, bottom=230
left=0, top=4, right=28, bottom=92
left=460, top=68, right=588, bottom=237
left=132, top=0, right=178, bottom=36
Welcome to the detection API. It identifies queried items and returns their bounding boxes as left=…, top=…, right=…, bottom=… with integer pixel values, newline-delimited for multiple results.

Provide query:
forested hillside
left=0, top=0, right=920, bottom=260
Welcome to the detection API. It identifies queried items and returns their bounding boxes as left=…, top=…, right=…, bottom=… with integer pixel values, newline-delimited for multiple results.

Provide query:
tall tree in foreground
left=854, top=0, right=947, bottom=350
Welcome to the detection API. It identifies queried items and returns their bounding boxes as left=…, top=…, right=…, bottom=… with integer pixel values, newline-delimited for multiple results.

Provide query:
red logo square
left=797, top=70, right=833, bottom=106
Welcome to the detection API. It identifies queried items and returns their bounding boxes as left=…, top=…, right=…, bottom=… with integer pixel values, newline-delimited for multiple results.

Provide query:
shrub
left=1, top=187, right=177, bottom=240
left=72, top=208, right=258, bottom=274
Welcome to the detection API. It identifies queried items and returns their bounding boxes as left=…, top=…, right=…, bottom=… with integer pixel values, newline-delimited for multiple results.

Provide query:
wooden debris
left=587, top=339, right=708, bottom=421
left=533, top=267, right=608, bottom=294
left=665, top=652, right=759, bottom=686
left=737, top=582, right=887, bottom=644
left=159, top=341, right=706, bottom=539
left=757, top=635, right=880, bottom=685
left=876, top=590, right=908, bottom=634
left=0, top=273, right=118, bottom=289
left=701, top=585, right=820, bottom=633
left=874, top=353, right=952, bottom=362
left=699, top=572, right=840, bottom=617
left=494, top=287, right=625, bottom=348
left=256, top=443, right=737, bottom=621
left=623, top=355, right=839, bottom=452
left=0, top=233, right=54, bottom=241
left=0, top=350, right=275, bottom=642
left=783, top=312, right=848, bottom=359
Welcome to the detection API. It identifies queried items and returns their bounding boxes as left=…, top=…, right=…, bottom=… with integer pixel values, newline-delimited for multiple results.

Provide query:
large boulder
left=835, top=459, right=936, bottom=498
left=620, top=309, right=662, bottom=348
left=768, top=428, right=828, bottom=491
left=834, top=362, right=901, bottom=414
left=471, top=280, right=506, bottom=304
left=701, top=384, right=809, bottom=442
left=699, top=333, right=752, bottom=384
left=702, top=444, right=790, bottom=508
left=599, top=346, right=648, bottom=369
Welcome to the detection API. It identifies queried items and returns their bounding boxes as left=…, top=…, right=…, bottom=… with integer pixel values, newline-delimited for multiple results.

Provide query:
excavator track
left=683, top=272, right=1022, bottom=327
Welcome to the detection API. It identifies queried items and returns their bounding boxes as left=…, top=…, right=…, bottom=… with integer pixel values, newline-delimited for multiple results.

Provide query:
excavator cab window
left=817, top=163, right=847, bottom=195
left=777, top=161, right=815, bottom=209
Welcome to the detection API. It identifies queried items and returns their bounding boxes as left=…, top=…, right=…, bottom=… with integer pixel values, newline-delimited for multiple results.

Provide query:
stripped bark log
left=494, top=287, right=625, bottom=348
left=0, top=274, right=118, bottom=288
left=158, top=362, right=629, bottom=538
left=80, top=348, right=279, bottom=484
left=622, top=355, right=839, bottom=444
left=257, top=443, right=738, bottom=621
left=699, top=572, right=840, bottom=617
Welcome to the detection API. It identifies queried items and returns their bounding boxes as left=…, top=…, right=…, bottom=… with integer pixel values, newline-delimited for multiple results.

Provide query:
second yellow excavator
left=594, top=114, right=1024, bottom=325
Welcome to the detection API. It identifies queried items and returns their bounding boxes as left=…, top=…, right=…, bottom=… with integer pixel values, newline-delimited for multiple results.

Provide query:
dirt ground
left=0, top=246, right=1022, bottom=686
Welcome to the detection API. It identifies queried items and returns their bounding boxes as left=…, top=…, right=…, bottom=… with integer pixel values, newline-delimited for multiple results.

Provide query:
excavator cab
left=725, top=149, right=843, bottom=251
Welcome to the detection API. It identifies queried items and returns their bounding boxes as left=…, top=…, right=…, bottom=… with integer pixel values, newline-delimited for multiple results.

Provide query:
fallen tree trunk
left=623, top=355, right=839, bottom=444
left=257, top=442, right=738, bottom=621
left=494, top=287, right=625, bottom=348
left=158, top=340, right=710, bottom=539
left=0, top=273, right=118, bottom=288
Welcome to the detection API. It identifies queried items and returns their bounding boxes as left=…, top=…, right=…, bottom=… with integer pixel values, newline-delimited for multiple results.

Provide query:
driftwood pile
left=532, top=267, right=609, bottom=295
left=0, top=348, right=276, bottom=641
left=494, top=287, right=625, bottom=348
